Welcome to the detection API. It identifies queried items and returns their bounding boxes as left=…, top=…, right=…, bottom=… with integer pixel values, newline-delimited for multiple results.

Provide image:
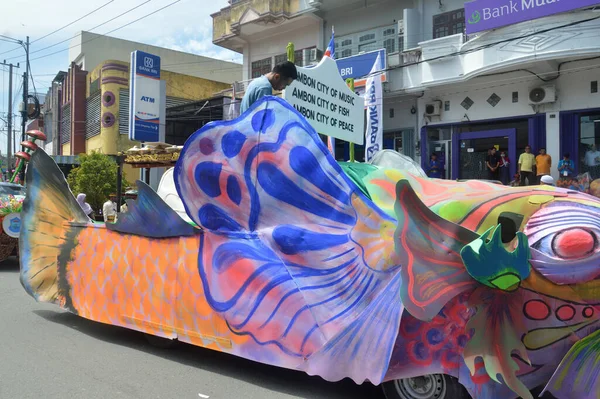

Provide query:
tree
left=67, top=152, right=129, bottom=213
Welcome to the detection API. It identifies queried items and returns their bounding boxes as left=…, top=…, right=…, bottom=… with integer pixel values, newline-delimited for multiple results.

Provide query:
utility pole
left=21, top=36, right=29, bottom=146
left=0, top=60, right=19, bottom=171
left=19, top=36, right=29, bottom=183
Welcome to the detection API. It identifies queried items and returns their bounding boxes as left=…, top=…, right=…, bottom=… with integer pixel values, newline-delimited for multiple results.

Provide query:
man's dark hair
left=564, top=153, right=570, bottom=158
left=273, top=61, right=298, bottom=80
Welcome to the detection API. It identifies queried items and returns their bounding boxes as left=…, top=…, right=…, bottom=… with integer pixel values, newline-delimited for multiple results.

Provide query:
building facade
left=69, top=31, right=242, bottom=85
left=400, top=0, right=600, bottom=183
left=56, top=59, right=232, bottom=183
left=212, top=0, right=600, bottom=183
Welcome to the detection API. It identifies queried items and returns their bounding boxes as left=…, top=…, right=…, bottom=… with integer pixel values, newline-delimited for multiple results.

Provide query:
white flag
left=365, top=53, right=383, bottom=163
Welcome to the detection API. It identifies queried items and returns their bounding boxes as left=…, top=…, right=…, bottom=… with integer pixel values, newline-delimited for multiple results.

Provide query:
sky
left=0, top=0, right=242, bottom=155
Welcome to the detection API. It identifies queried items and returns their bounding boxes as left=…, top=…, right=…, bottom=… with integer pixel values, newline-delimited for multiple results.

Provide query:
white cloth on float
left=157, top=167, right=194, bottom=224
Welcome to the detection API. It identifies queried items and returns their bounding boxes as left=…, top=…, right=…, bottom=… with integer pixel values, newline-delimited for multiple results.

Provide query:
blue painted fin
left=107, top=180, right=199, bottom=238
left=173, top=95, right=388, bottom=233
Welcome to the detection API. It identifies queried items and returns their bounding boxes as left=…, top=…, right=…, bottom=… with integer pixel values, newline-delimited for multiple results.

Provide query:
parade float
left=16, top=53, right=600, bottom=399
left=0, top=130, right=46, bottom=263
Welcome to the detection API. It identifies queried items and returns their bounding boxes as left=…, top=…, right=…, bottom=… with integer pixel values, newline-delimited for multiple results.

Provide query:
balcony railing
left=213, top=0, right=299, bottom=42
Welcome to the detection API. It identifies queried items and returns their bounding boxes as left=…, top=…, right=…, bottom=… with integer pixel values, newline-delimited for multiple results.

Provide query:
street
left=0, top=257, right=384, bottom=399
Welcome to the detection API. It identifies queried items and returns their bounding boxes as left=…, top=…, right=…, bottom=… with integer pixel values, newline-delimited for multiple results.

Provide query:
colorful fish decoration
left=18, top=96, right=600, bottom=399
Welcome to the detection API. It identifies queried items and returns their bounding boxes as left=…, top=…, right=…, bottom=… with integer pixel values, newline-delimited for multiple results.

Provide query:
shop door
left=430, top=140, right=451, bottom=179
left=453, top=129, right=516, bottom=181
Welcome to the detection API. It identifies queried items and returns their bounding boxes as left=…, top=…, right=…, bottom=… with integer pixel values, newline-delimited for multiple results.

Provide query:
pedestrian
left=567, top=177, right=584, bottom=192
left=76, top=193, right=95, bottom=222
left=557, top=153, right=575, bottom=182
left=518, top=145, right=536, bottom=186
left=498, top=150, right=510, bottom=185
left=540, top=175, right=555, bottom=186
left=535, top=147, right=552, bottom=184
left=510, top=173, right=521, bottom=187
left=103, top=194, right=117, bottom=223
left=240, top=61, right=298, bottom=113
left=486, top=147, right=500, bottom=181
left=427, top=153, right=443, bottom=178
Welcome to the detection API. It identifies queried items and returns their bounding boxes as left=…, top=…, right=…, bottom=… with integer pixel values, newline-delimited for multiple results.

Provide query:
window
left=341, top=49, right=352, bottom=58
left=433, top=8, right=465, bottom=39
left=579, top=113, right=600, bottom=180
left=251, top=58, right=272, bottom=78
left=274, top=53, right=287, bottom=66
left=359, top=43, right=377, bottom=53
left=383, top=28, right=395, bottom=36
left=383, top=38, right=396, bottom=54
left=341, top=39, right=352, bottom=46
left=359, top=33, right=375, bottom=42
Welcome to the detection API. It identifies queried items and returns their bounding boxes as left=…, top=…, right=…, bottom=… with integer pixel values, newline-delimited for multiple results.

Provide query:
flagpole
left=346, top=78, right=355, bottom=162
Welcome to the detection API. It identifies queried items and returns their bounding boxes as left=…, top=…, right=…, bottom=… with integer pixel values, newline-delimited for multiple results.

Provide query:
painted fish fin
left=174, top=95, right=369, bottom=234
left=180, top=96, right=404, bottom=384
left=107, top=180, right=199, bottom=238
left=20, top=149, right=88, bottom=305
left=394, top=179, right=478, bottom=321
left=542, top=329, right=600, bottom=399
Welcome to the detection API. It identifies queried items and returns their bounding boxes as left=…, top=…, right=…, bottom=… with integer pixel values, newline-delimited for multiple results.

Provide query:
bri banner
left=365, top=52, right=384, bottom=163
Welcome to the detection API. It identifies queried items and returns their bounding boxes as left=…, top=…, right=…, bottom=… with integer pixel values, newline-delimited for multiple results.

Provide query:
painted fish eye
left=551, top=228, right=596, bottom=259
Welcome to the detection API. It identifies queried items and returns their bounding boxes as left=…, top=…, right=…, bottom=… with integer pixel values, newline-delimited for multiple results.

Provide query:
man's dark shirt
left=486, top=153, right=500, bottom=170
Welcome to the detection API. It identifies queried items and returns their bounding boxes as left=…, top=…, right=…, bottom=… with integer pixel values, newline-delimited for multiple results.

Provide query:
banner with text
left=365, top=52, right=384, bottom=162
left=129, top=50, right=165, bottom=142
left=465, top=0, right=600, bottom=34
left=284, top=56, right=364, bottom=145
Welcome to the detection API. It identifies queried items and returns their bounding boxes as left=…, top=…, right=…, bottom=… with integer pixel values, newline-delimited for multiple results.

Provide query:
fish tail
left=20, top=149, right=88, bottom=309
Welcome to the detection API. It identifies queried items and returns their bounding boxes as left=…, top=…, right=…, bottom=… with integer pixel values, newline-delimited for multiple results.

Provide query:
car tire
left=382, top=374, right=471, bottom=399
left=144, top=333, right=178, bottom=349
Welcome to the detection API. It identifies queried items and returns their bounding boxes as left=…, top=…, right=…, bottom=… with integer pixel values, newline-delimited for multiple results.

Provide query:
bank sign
left=465, top=0, right=600, bottom=34
left=129, top=50, right=164, bottom=142
left=336, top=49, right=386, bottom=83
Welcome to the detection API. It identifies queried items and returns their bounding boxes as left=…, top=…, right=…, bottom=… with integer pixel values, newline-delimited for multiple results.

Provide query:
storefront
left=560, top=107, right=600, bottom=180
left=420, top=114, right=546, bottom=180
left=329, top=128, right=415, bottom=162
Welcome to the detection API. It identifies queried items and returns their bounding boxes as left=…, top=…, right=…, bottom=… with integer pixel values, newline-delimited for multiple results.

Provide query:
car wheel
left=382, top=374, right=471, bottom=399
left=144, top=333, right=178, bottom=349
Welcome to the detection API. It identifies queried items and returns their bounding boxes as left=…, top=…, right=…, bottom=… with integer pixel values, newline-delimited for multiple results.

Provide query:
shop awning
left=50, top=155, right=80, bottom=165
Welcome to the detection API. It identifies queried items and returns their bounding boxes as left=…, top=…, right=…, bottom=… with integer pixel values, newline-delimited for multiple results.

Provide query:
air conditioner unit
left=528, top=85, right=556, bottom=105
left=425, top=101, right=442, bottom=117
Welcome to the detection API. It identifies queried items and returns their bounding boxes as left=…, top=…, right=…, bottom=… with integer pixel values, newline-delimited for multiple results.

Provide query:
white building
left=69, top=31, right=242, bottom=84
left=212, top=0, right=600, bottom=183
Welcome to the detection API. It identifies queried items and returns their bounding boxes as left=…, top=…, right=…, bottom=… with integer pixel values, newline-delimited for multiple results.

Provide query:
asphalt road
left=0, top=257, right=384, bottom=399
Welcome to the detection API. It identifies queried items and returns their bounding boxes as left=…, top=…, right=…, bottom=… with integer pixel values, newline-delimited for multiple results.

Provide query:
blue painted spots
left=257, top=162, right=356, bottom=226
left=222, top=130, right=247, bottom=158
left=273, top=225, right=348, bottom=255
left=227, top=175, right=242, bottom=205
left=198, top=204, right=242, bottom=231
left=195, top=162, right=222, bottom=198
left=251, top=109, right=275, bottom=133
left=289, top=146, right=349, bottom=204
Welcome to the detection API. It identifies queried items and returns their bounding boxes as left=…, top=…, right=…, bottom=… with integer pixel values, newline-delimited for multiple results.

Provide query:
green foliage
left=66, top=152, right=129, bottom=212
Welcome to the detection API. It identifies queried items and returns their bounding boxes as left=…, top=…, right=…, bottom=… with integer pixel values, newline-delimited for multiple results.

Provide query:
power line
left=32, top=0, right=116, bottom=44
left=9, top=0, right=155, bottom=61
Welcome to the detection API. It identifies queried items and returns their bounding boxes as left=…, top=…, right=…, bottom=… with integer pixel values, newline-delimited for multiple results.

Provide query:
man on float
left=240, top=61, right=298, bottom=113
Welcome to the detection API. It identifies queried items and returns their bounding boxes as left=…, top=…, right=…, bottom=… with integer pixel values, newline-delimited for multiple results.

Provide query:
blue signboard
left=135, top=51, right=161, bottom=79
left=336, top=49, right=386, bottom=80
left=129, top=50, right=162, bottom=142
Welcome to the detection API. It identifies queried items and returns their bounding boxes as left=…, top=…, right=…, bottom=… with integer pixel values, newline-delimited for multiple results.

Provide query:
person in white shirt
left=103, top=194, right=117, bottom=223
left=584, top=144, right=600, bottom=167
